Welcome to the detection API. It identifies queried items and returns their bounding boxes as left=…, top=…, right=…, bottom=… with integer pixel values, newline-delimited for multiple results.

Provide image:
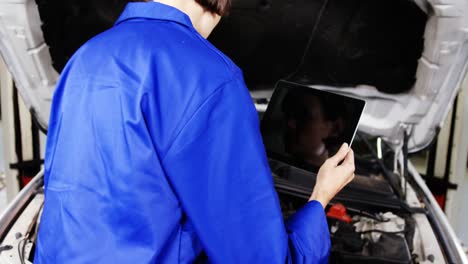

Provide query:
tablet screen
left=261, top=81, right=366, bottom=173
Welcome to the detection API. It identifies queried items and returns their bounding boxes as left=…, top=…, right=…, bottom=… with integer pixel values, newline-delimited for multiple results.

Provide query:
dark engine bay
left=279, top=194, right=414, bottom=264
left=273, top=134, right=417, bottom=264
left=35, top=0, right=426, bottom=94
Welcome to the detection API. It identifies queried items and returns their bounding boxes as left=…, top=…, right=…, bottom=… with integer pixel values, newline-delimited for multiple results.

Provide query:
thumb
left=327, top=143, right=349, bottom=166
left=343, top=148, right=355, bottom=166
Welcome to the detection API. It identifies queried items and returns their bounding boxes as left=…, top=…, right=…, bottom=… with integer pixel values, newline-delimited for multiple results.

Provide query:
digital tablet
left=261, top=81, right=366, bottom=173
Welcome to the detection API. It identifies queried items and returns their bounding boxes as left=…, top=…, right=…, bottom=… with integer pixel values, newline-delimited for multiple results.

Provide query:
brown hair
left=129, top=0, right=231, bottom=16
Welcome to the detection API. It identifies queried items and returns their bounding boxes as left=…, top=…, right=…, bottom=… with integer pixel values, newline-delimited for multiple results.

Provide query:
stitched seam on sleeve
left=161, top=78, right=236, bottom=161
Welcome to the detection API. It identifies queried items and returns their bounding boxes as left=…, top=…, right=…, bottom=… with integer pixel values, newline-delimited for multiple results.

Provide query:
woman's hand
left=309, top=143, right=355, bottom=208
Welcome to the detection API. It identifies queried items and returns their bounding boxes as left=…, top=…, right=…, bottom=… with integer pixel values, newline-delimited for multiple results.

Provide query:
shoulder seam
left=161, top=78, right=237, bottom=161
left=191, top=30, right=237, bottom=76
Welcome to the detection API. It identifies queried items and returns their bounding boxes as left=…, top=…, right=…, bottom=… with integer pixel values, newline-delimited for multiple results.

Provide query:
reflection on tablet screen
left=261, top=81, right=366, bottom=173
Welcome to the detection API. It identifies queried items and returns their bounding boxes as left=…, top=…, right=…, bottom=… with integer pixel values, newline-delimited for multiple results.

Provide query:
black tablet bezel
left=260, top=80, right=366, bottom=173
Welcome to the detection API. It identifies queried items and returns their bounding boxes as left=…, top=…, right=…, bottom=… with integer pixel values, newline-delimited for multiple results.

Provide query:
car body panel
left=0, top=0, right=57, bottom=129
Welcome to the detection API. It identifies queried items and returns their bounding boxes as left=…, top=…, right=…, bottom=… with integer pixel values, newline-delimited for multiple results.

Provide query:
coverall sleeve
left=161, top=78, right=331, bottom=263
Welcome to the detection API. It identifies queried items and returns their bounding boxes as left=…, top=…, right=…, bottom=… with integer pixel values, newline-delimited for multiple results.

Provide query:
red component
left=433, top=194, right=446, bottom=210
left=20, top=175, right=33, bottom=189
left=326, top=203, right=352, bottom=223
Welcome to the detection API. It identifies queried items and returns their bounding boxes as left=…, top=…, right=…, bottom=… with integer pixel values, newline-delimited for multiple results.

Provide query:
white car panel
left=0, top=0, right=58, bottom=129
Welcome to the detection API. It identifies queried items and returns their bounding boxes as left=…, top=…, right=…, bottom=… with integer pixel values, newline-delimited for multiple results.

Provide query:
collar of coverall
left=115, top=2, right=195, bottom=29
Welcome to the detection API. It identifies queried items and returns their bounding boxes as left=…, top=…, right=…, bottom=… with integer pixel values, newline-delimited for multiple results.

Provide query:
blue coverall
left=34, top=2, right=330, bottom=263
